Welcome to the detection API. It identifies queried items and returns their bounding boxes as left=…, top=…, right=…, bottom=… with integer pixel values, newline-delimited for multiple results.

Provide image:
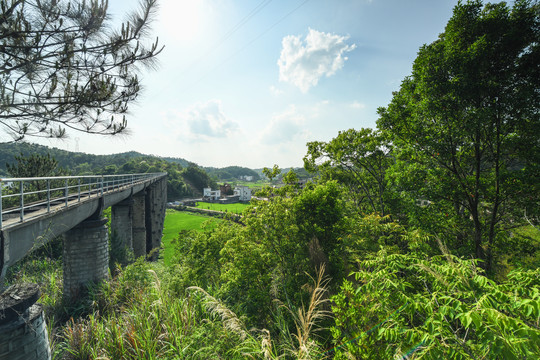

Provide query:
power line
left=179, top=0, right=273, bottom=76
left=180, top=0, right=312, bottom=95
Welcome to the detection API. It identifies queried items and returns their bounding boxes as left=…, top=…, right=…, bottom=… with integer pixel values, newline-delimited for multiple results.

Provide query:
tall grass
left=188, top=266, right=331, bottom=360
left=53, top=261, right=266, bottom=359
left=285, top=266, right=331, bottom=359
left=52, top=260, right=331, bottom=359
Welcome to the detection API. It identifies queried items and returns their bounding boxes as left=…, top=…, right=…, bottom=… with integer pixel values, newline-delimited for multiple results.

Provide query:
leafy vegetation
left=376, top=0, right=539, bottom=271
left=0, top=0, right=162, bottom=141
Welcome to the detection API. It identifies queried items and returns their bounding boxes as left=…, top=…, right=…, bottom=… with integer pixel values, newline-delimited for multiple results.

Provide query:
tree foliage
left=6, top=152, right=64, bottom=178
left=0, top=0, right=162, bottom=141
left=205, top=166, right=261, bottom=182
left=377, top=0, right=540, bottom=270
left=169, top=181, right=347, bottom=332
left=304, top=128, right=394, bottom=215
left=331, top=248, right=540, bottom=359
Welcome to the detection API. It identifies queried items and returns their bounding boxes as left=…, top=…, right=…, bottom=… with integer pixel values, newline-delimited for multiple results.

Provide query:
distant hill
left=0, top=142, right=210, bottom=200
left=0, top=142, right=190, bottom=176
left=204, top=166, right=261, bottom=182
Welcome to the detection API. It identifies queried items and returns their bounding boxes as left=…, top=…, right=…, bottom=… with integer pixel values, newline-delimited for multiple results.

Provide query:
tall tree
left=0, top=0, right=162, bottom=141
left=6, top=152, right=63, bottom=178
left=6, top=152, right=67, bottom=202
left=377, top=0, right=540, bottom=270
left=304, top=128, right=393, bottom=215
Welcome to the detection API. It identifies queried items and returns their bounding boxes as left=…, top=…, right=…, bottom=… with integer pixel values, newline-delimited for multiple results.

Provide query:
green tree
left=6, top=153, right=63, bottom=178
left=262, top=164, right=281, bottom=182
left=377, top=0, right=540, bottom=270
left=5, top=152, right=67, bottom=202
left=304, top=128, right=394, bottom=215
left=0, top=0, right=162, bottom=141
left=293, top=181, right=346, bottom=279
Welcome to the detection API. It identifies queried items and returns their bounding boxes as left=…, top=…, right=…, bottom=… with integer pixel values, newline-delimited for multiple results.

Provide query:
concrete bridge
left=0, top=172, right=167, bottom=293
left=0, top=172, right=168, bottom=359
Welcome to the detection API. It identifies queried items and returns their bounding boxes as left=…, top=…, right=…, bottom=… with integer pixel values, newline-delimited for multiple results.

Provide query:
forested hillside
left=205, top=166, right=261, bottom=182
left=0, top=142, right=214, bottom=200
left=0, top=142, right=190, bottom=175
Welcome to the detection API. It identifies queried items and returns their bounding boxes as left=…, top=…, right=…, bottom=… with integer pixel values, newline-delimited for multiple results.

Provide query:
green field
left=161, top=209, right=221, bottom=265
left=194, top=201, right=251, bottom=214
left=233, top=180, right=268, bottom=189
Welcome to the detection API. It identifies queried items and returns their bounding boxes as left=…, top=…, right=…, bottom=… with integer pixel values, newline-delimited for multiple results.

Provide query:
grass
left=161, top=209, right=221, bottom=265
left=194, top=201, right=251, bottom=214
left=53, top=261, right=256, bottom=359
left=233, top=180, right=269, bottom=189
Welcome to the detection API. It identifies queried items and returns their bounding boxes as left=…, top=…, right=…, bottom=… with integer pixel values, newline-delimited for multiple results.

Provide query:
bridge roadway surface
left=0, top=174, right=166, bottom=279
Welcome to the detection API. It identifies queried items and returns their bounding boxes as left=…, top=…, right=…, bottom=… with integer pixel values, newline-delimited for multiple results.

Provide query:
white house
left=203, top=188, right=221, bottom=201
left=234, top=186, right=251, bottom=201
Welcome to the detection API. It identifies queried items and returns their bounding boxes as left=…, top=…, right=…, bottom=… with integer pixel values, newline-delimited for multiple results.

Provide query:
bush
left=331, top=247, right=540, bottom=359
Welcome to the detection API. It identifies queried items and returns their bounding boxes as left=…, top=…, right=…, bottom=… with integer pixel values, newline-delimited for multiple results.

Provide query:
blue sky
left=39, top=0, right=457, bottom=168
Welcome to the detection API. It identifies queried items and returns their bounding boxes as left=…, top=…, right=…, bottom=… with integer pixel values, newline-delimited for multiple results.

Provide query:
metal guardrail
left=0, top=173, right=166, bottom=229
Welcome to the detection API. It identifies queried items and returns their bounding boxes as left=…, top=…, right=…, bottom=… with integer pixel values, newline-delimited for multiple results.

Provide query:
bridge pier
left=145, top=179, right=167, bottom=261
left=63, top=218, right=109, bottom=300
left=0, top=284, right=51, bottom=360
left=111, top=198, right=134, bottom=265
left=132, top=193, right=146, bottom=259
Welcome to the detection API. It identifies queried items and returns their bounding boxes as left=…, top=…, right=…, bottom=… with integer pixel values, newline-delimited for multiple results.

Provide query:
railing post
left=47, top=179, right=50, bottom=213
left=101, top=176, right=104, bottom=196
left=78, top=178, right=81, bottom=202
left=19, top=180, right=24, bottom=222
left=65, top=179, right=68, bottom=208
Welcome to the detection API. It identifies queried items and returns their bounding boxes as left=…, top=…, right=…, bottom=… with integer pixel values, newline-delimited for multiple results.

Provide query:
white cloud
left=163, top=100, right=239, bottom=141
left=260, top=105, right=308, bottom=145
left=350, top=101, right=366, bottom=109
left=269, top=85, right=284, bottom=96
left=278, top=28, right=356, bottom=92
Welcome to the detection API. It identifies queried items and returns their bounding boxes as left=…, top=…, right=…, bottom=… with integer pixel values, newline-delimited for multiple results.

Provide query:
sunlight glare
left=160, top=0, right=205, bottom=43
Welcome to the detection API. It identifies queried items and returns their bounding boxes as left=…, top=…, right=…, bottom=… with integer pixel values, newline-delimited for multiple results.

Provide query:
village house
left=203, top=188, right=220, bottom=201
left=202, top=186, right=252, bottom=203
